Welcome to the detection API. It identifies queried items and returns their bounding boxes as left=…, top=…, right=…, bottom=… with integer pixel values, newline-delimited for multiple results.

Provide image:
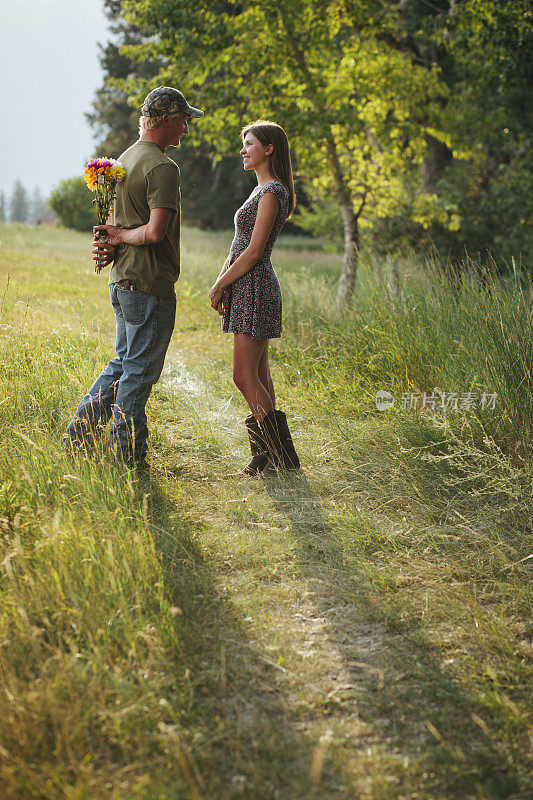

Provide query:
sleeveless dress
left=222, top=180, right=289, bottom=339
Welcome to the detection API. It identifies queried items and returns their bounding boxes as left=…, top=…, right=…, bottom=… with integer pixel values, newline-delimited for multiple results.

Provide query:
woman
left=208, top=120, right=300, bottom=476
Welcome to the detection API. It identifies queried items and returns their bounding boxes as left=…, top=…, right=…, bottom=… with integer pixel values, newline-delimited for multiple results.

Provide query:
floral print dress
left=222, top=180, right=289, bottom=339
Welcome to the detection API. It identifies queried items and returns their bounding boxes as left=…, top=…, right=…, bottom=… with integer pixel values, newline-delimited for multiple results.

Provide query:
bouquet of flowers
left=83, top=157, right=125, bottom=273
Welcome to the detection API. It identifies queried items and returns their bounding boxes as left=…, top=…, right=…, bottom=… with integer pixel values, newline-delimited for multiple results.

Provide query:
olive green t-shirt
left=109, top=140, right=180, bottom=298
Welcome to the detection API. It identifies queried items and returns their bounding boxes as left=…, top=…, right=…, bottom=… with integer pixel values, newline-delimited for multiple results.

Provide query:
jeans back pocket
left=118, top=289, right=147, bottom=325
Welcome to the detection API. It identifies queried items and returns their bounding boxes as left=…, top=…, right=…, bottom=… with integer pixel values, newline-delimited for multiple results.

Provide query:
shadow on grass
left=261, top=470, right=525, bottom=799
left=136, top=474, right=349, bottom=800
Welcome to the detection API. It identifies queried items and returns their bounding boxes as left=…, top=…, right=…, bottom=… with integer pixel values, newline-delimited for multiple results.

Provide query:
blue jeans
left=66, top=284, right=176, bottom=462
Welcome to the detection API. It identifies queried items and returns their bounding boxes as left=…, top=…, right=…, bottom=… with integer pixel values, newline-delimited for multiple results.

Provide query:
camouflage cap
left=141, top=86, right=204, bottom=119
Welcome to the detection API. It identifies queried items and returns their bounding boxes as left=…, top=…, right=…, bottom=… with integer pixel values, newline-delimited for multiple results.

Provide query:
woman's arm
left=216, top=256, right=230, bottom=281
left=209, top=192, right=279, bottom=308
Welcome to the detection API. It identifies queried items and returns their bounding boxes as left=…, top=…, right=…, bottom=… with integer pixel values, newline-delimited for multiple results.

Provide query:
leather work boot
left=258, top=409, right=301, bottom=477
left=243, top=414, right=269, bottom=475
left=274, top=409, right=300, bottom=469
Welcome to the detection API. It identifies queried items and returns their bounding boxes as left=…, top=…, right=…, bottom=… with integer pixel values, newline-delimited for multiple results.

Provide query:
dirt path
left=164, top=352, right=239, bottom=433
left=154, top=335, right=527, bottom=799
left=157, top=344, right=441, bottom=799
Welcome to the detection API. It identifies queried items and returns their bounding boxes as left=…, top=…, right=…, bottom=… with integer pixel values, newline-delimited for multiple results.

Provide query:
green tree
left=49, top=178, right=97, bottom=232
left=369, top=1, right=533, bottom=262
left=121, top=0, right=445, bottom=305
left=427, top=0, right=533, bottom=261
left=0, top=191, right=5, bottom=223
left=116, top=0, right=532, bottom=281
left=10, top=180, right=29, bottom=223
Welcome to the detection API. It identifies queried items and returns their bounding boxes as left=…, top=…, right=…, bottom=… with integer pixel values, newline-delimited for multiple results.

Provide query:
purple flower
left=86, top=157, right=113, bottom=169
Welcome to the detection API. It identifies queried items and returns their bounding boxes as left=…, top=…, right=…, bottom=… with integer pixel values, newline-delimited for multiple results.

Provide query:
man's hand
left=93, top=224, right=122, bottom=245
left=92, top=236, right=116, bottom=269
left=93, top=210, right=173, bottom=248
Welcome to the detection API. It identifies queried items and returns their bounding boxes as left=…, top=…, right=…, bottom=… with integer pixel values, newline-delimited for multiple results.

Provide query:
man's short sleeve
left=145, top=163, right=180, bottom=211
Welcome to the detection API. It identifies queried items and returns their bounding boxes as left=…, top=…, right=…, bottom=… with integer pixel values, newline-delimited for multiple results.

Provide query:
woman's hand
left=93, top=224, right=123, bottom=246
left=209, top=281, right=224, bottom=310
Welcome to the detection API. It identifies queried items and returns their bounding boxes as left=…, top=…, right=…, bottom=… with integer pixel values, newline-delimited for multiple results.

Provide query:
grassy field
left=0, top=223, right=531, bottom=799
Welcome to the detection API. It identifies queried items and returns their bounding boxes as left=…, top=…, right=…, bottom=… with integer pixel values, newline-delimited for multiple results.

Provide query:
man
left=65, top=87, right=203, bottom=467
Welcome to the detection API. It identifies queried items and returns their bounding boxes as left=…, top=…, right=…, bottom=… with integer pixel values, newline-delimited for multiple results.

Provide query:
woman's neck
left=255, top=164, right=275, bottom=187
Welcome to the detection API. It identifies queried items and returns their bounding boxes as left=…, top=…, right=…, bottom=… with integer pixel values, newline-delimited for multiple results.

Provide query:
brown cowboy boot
left=243, top=414, right=269, bottom=475
left=274, top=410, right=300, bottom=469
left=258, top=410, right=301, bottom=476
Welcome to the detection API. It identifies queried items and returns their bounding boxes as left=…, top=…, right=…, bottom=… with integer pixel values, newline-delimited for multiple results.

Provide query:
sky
left=0, top=0, right=110, bottom=201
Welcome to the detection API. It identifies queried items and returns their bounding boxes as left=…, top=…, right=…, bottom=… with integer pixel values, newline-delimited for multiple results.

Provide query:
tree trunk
left=324, top=138, right=360, bottom=307
left=337, top=205, right=359, bottom=308
left=277, top=6, right=361, bottom=307
left=385, top=254, right=402, bottom=302
left=422, top=133, right=453, bottom=194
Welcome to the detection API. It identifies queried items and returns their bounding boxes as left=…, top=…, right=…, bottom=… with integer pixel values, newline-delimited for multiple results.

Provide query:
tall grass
left=276, top=251, right=532, bottom=459
left=0, top=327, right=205, bottom=798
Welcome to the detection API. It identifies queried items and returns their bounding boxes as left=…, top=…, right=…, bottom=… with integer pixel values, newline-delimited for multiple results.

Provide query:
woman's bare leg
left=233, top=333, right=273, bottom=419
left=258, top=342, right=275, bottom=408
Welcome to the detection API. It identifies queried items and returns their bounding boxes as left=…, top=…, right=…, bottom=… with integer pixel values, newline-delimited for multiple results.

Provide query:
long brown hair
left=241, top=119, right=296, bottom=217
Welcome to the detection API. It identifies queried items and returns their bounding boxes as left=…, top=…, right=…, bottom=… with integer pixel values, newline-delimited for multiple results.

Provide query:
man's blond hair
left=138, top=113, right=181, bottom=135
